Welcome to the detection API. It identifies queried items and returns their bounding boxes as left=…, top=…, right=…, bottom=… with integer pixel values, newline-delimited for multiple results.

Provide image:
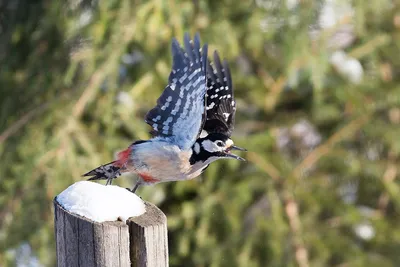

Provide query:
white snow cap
left=57, top=181, right=146, bottom=223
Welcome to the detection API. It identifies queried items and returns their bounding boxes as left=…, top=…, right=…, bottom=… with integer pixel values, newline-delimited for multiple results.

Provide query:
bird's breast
left=131, top=142, right=194, bottom=182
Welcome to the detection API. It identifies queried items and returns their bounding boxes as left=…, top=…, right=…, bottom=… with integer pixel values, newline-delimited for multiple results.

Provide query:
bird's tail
left=83, top=161, right=123, bottom=185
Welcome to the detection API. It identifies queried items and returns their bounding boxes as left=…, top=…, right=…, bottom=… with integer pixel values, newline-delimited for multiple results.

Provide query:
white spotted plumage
left=145, top=33, right=208, bottom=148
left=201, top=51, right=237, bottom=137
left=84, top=33, right=246, bottom=193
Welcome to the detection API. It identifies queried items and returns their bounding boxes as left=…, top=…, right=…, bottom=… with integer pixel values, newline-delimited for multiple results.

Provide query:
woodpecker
left=190, top=51, right=246, bottom=173
left=83, top=33, right=246, bottom=193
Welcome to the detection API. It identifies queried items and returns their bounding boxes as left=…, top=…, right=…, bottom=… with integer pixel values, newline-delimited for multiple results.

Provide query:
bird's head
left=191, top=133, right=246, bottom=164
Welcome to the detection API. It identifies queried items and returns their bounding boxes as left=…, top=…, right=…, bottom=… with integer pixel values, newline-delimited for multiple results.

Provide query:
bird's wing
left=145, top=33, right=208, bottom=150
left=202, top=51, right=236, bottom=137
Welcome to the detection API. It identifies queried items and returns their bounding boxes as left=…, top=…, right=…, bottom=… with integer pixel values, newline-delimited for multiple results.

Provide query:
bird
left=83, top=33, right=246, bottom=193
left=190, top=50, right=246, bottom=173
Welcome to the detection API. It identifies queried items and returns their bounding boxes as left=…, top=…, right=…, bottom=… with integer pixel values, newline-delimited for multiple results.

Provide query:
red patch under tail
left=83, top=146, right=132, bottom=182
left=114, top=147, right=132, bottom=168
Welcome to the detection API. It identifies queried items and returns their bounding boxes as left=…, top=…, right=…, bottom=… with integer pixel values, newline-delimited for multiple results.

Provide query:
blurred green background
left=1, top=0, right=400, bottom=266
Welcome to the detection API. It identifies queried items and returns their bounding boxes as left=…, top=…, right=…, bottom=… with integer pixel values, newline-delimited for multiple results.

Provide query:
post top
left=56, top=181, right=146, bottom=223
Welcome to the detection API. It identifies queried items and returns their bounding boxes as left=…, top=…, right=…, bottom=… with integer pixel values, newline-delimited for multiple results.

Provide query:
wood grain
left=54, top=197, right=168, bottom=267
left=128, top=202, right=169, bottom=267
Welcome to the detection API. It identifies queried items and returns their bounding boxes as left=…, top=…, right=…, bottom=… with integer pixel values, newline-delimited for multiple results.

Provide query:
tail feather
left=83, top=161, right=122, bottom=181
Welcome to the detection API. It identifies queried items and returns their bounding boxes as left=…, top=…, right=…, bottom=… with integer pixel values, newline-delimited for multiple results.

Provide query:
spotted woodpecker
left=190, top=51, right=246, bottom=172
left=83, top=33, right=246, bottom=193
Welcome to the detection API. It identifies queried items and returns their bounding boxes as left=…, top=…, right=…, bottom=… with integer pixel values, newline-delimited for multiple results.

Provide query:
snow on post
left=54, top=181, right=168, bottom=267
left=57, top=181, right=146, bottom=222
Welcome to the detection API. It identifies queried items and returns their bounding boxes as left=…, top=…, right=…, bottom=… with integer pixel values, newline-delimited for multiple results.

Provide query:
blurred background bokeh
left=1, top=0, right=400, bottom=266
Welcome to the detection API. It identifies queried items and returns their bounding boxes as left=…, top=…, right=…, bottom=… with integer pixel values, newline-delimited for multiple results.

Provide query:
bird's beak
left=224, top=152, right=246, bottom=161
left=224, top=144, right=247, bottom=161
left=230, top=145, right=247, bottom=152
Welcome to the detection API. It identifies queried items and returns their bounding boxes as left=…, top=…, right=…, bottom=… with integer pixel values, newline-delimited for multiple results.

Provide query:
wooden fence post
left=54, top=198, right=168, bottom=267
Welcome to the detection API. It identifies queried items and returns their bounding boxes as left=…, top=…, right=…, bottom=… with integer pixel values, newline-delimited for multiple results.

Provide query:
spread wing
left=145, top=33, right=208, bottom=150
left=202, top=51, right=236, bottom=137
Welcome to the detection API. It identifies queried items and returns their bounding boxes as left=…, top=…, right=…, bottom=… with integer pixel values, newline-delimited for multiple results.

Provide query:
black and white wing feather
left=145, top=33, right=208, bottom=150
left=203, top=51, right=236, bottom=137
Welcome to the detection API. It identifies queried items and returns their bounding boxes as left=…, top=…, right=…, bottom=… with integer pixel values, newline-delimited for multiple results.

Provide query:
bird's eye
left=216, top=141, right=224, bottom=147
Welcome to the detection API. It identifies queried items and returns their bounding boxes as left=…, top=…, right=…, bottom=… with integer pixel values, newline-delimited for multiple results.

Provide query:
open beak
left=224, top=152, right=246, bottom=161
left=224, top=145, right=247, bottom=161
left=230, top=145, right=247, bottom=152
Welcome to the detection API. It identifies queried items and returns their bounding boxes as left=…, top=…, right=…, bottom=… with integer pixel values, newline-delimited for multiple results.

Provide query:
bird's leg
left=131, top=180, right=142, bottom=193
left=106, top=177, right=113, bottom=186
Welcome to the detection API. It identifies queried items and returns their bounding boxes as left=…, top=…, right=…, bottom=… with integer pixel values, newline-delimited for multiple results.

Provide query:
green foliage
left=1, top=0, right=400, bottom=266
